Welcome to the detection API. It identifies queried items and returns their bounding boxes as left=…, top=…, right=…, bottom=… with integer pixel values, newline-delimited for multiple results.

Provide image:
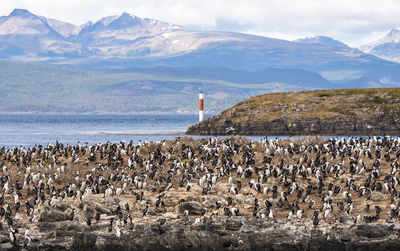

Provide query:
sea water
left=0, top=114, right=381, bottom=149
left=0, top=114, right=212, bottom=148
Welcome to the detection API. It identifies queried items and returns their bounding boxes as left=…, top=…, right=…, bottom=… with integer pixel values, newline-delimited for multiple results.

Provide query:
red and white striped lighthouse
left=199, top=91, right=204, bottom=122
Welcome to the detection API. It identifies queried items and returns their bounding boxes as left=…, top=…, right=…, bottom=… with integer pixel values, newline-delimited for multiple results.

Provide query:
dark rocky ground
left=3, top=216, right=400, bottom=250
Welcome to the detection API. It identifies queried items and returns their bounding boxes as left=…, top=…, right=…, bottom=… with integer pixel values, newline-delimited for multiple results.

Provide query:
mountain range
left=360, top=28, right=400, bottom=63
left=1, top=9, right=400, bottom=113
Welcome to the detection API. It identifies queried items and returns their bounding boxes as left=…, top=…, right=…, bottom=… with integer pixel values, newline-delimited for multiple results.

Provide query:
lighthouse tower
left=199, top=91, right=204, bottom=122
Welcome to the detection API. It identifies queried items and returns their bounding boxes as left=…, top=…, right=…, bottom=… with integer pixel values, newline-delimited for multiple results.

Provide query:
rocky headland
left=186, top=88, right=400, bottom=135
left=0, top=136, right=399, bottom=250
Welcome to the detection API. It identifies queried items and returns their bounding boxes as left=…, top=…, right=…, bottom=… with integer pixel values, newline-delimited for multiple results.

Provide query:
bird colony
left=0, top=136, right=398, bottom=246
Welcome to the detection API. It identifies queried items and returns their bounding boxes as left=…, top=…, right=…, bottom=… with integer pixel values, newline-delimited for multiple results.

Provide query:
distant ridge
left=294, top=36, right=350, bottom=49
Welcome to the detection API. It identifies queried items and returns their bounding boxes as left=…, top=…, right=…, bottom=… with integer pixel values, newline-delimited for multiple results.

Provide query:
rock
left=104, top=197, right=120, bottom=213
left=225, top=219, right=243, bottom=231
left=243, top=198, right=255, bottom=205
left=178, top=201, right=203, bottom=215
left=162, top=212, right=179, bottom=219
left=55, top=203, right=73, bottom=211
left=150, top=224, right=166, bottom=234
left=40, top=206, right=70, bottom=222
left=12, top=215, right=400, bottom=250
left=82, top=204, right=95, bottom=214
left=86, top=201, right=112, bottom=215
left=370, top=193, right=385, bottom=202
left=356, top=224, right=391, bottom=238
left=146, top=196, right=158, bottom=205
left=340, top=228, right=358, bottom=242
left=275, top=199, right=292, bottom=209
left=0, top=242, right=13, bottom=249
left=71, top=233, right=97, bottom=250
left=95, top=236, right=107, bottom=249
left=339, top=215, right=355, bottom=224
left=202, top=196, right=225, bottom=208
left=104, top=197, right=120, bottom=205
left=163, top=193, right=188, bottom=205
left=64, top=222, right=85, bottom=232
left=212, top=224, right=226, bottom=236
left=135, top=223, right=146, bottom=233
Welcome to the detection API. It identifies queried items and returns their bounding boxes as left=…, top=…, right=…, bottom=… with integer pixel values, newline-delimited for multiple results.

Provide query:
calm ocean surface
left=0, top=114, right=218, bottom=148
left=0, top=114, right=383, bottom=149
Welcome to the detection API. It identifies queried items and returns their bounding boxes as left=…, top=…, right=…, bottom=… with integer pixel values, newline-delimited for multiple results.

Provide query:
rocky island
left=186, top=88, right=400, bottom=136
left=0, top=136, right=399, bottom=250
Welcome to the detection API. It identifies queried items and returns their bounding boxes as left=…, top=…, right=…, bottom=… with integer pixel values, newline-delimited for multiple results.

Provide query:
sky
left=1, top=0, right=400, bottom=47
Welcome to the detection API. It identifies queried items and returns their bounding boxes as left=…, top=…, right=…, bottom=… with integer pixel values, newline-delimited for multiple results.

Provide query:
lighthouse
left=199, top=91, right=204, bottom=122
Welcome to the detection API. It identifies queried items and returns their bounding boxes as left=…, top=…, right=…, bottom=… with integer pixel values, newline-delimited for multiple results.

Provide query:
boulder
left=40, top=206, right=70, bottom=222
left=178, top=201, right=203, bottom=215
left=370, top=193, right=384, bottom=202
left=55, top=203, right=73, bottom=211
left=339, top=215, right=355, bottom=224
left=275, top=199, right=292, bottom=209
left=146, top=196, right=158, bottom=205
left=202, top=196, right=225, bottom=208
left=225, top=219, right=243, bottom=231
left=85, top=201, right=112, bottom=215
left=104, top=197, right=120, bottom=205
left=95, top=236, right=107, bottom=250
left=340, top=228, right=358, bottom=242
left=0, top=242, right=13, bottom=249
left=356, top=224, right=392, bottom=238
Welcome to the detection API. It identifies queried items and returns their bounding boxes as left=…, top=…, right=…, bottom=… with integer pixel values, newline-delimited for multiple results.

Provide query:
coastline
left=17, top=216, right=399, bottom=250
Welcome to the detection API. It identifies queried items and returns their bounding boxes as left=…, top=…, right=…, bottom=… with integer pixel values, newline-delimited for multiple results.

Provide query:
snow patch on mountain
left=39, top=16, right=80, bottom=38
left=360, top=28, right=400, bottom=53
left=0, top=15, right=50, bottom=35
left=0, top=8, right=63, bottom=38
left=359, top=28, right=400, bottom=63
left=294, top=36, right=350, bottom=49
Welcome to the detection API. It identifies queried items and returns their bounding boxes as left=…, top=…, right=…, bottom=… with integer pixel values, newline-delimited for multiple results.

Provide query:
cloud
left=0, top=0, right=399, bottom=46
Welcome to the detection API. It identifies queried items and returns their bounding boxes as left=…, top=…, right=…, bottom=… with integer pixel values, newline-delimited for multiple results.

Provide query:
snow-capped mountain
left=0, top=9, right=266, bottom=58
left=38, top=16, right=81, bottom=37
left=72, top=12, right=189, bottom=57
left=0, top=8, right=383, bottom=62
left=0, top=9, right=57, bottom=36
left=2, top=9, right=400, bottom=113
left=1, top=8, right=400, bottom=88
left=294, top=36, right=350, bottom=49
left=0, top=9, right=80, bottom=58
left=360, top=28, right=400, bottom=63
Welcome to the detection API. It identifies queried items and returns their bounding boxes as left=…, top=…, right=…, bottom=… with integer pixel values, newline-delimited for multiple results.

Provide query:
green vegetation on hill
left=231, top=88, right=400, bottom=122
left=0, top=61, right=328, bottom=113
left=187, top=88, right=400, bottom=135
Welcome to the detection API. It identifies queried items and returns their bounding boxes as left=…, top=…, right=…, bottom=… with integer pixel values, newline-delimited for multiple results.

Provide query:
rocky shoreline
left=186, top=115, right=400, bottom=136
left=4, top=212, right=400, bottom=250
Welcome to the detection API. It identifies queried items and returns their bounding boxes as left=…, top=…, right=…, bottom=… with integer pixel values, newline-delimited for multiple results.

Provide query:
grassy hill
left=186, top=88, right=400, bottom=135
left=0, top=60, right=335, bottom=113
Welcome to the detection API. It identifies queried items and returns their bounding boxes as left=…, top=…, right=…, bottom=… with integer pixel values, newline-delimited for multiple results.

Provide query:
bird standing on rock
left=143, top=205, right=149, bottom=216
left=108, top=219, right=114, bottom=232
left=86, top=216, right=91, bottom=228
left=95, top=212, right=100, bottom=223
